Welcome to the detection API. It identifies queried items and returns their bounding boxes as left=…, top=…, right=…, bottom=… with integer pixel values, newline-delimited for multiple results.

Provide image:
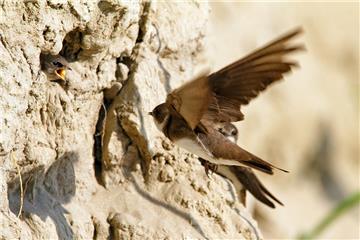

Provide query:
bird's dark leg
left=239, top=188, right=247, bottom=206
left=199, top=158, right=218, bottom=177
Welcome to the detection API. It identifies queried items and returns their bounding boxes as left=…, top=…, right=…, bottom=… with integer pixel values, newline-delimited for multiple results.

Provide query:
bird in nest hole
left=40, top=53, right=71, bottom=83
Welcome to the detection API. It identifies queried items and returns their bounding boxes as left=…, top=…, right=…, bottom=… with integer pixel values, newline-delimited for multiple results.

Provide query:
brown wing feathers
left=221, top=28, right=303, bottom=73
left=206, top=97, right=245, bottom=123
left=168, top=28, right=303, bottom=128
left=206, top=28, right=304, bottom=122
left=197, top=125, right=288, bottom=175
left=240, top=148, right=289, bottom=174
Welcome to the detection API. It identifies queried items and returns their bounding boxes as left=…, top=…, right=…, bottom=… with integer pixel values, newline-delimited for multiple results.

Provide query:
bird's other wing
left=202, top=27, right=304, bottom=124
left=196, top=125, right=287, bottom=174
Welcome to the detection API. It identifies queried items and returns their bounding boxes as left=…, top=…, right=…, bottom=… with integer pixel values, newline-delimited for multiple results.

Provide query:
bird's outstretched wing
left=166, top=71, right=211, bottom=130
left=167, top=28, right=304, bottom=129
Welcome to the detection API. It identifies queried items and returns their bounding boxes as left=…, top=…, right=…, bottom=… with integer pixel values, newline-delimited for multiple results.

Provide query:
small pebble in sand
left=162, top=140, right=173, bottom=150
left=158, top=165, right=175, bottom=182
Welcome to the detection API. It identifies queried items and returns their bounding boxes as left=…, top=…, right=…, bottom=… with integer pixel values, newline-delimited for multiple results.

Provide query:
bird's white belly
left=217, top=166, right=241, bottom=187
left=174, top=138, right=213, bottom=160
left=216, top=166, right=244, bottom=196
left=174, top=138, right=242, bottom=166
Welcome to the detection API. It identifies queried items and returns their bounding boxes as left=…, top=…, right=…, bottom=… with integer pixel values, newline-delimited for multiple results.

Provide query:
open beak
left=55, top=69, right=66, bottom=80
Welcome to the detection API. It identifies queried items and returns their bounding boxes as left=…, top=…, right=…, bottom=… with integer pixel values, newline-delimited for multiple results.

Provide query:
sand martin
left=200, top=123, right=282, bottom=208
left=40, top=54, right=71, bottom=81
left=150, top=28, right=304, bottom=175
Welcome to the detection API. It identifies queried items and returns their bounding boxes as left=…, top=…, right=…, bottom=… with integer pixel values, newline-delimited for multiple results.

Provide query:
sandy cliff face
left=1, top=2, right=357, bottom=240
left=0, top=1, right=261, bottom=239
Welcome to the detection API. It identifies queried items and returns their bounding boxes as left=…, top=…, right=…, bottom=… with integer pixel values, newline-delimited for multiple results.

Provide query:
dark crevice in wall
left=92, top=1, right=153, bottom=186
left=135, top=2, right=150, bottom=44
left=93, top=97, right=111, bottom=186
left=108, top=2, right=154, bottom=183
left=116, top=1, right=151, bottom=88
left=60, top=29, right=83, bottom=62
left=117, top=56, right=133, bottom=71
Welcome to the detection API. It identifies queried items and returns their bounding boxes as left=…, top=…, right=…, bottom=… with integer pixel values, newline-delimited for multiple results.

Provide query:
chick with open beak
left=40, top=54, right=71, bottom=81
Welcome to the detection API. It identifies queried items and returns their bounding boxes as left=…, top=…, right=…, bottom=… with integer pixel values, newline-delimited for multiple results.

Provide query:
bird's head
left=219, top=123, right=238, bottom=143
left=51, top=59, right=71, bottom=81
left=40, top=54, right=72, bottom=81
left=149, top=103, right=170, bottom=131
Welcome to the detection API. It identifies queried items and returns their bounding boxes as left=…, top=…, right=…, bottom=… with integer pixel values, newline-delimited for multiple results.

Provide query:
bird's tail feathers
left=239, top=149, right=288, bottom=175
left=232, top=166, right=283, bottom=208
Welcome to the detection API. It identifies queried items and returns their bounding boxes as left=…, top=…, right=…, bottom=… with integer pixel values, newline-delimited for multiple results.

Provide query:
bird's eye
left=151, top=104, right=168, bottom=122
left=153, top=108, right=159, bottom=117
left=52, top=61, right=64, bottom=67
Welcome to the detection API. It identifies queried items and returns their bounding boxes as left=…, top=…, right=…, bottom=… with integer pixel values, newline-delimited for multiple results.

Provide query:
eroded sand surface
left=0, top=2, right=358, bottom=239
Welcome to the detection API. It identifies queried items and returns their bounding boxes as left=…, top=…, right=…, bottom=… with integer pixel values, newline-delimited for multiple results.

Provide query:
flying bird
left=200, top=122, right=282, bottom=208
left=40, top=54, right=71, bottom=81
left=149, top=28, right=304, bottom=175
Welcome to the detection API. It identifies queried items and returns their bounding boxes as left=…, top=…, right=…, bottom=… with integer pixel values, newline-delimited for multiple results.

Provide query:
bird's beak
left=148, top=112, right=153, bottom=116
left=55, top=69, right=66, bottom=80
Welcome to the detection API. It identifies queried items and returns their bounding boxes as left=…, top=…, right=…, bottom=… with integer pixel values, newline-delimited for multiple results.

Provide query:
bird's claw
left=200, top=158, right=218, bottom=178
